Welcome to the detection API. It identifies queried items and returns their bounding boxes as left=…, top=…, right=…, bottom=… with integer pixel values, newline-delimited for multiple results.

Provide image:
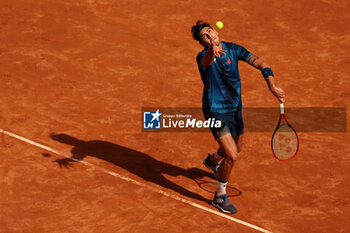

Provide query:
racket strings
left=272, top=125, right=298, bottom=159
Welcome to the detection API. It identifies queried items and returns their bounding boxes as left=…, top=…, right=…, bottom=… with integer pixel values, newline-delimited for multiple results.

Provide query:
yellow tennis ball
left=216, top=21, right=224, bottom=29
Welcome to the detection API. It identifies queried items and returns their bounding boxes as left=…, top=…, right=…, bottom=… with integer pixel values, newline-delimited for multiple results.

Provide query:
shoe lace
left=222, top=195, right=233, bottom=206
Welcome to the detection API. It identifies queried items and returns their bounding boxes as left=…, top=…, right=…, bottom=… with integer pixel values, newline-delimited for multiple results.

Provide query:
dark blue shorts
left=204, top=111, right=244, bottom=139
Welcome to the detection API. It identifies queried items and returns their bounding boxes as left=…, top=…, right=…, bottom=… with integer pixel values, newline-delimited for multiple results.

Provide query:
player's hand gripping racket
left=271, top=102, right=299, bottom=161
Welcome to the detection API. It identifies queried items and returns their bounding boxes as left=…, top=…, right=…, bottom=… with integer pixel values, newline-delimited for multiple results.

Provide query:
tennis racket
left=271, top=102, right=299, bottom=161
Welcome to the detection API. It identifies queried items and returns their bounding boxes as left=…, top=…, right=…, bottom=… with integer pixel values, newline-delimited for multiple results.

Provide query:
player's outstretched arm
left=247, top=54, right=285, bottom=102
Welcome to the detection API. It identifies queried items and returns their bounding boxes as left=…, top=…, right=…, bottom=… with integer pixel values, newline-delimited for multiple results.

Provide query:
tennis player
left=191, top=20, right=285, bottom=214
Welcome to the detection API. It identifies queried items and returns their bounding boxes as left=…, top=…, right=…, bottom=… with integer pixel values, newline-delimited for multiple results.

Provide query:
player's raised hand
left=209, top=42, right=226, bottom=57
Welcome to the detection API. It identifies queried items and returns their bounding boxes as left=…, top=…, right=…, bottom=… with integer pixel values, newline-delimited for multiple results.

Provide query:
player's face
left=199, top=27, right=220, bottom=47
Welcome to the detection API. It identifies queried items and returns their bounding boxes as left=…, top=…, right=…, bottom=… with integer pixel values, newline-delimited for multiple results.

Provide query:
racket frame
left=271, top=103, right=299, bottom=161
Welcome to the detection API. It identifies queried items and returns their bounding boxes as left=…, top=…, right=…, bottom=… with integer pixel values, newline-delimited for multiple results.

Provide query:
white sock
left=217, top=181, right=228, bottom=196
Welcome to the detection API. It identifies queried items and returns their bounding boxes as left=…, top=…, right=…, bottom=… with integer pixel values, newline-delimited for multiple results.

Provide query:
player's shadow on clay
left=45, top=133, right=239, bottom=204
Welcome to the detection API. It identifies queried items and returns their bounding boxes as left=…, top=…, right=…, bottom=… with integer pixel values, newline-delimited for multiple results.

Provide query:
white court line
left=0, top=129, right=273, bottom=233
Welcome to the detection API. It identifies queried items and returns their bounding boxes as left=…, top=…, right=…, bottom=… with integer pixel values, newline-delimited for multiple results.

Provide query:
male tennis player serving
left=191, top=20, right=285, bottom=214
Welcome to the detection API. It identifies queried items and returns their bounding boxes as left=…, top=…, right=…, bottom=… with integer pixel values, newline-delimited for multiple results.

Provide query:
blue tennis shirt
left=196, top=41, right=251, bottom=114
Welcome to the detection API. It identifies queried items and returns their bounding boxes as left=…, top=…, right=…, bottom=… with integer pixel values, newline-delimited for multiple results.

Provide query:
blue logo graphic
left=143, top=109, right=162, bottom=129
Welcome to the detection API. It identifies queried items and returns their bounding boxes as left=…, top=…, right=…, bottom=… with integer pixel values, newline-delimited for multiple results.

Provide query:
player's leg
left=206, top=111, right=243, bottom=214
left=203, top=123, right=231, bottom=179
left=211, top=133, right=239, bottom=214
left=206, top=133, right=243, bottom=172
left=216, top=133, right=238, bottom=185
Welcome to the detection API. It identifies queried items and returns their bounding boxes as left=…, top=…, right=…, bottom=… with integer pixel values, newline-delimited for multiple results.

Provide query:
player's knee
left=225, top=151, right=238, bottom=162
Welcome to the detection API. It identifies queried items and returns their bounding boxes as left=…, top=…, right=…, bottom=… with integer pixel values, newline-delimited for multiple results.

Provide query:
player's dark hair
left=191, top=20, right=211, bottom=41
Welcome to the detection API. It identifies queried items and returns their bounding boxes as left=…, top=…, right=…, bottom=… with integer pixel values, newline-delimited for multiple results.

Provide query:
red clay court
left=0, top=0, right=349, bottom=232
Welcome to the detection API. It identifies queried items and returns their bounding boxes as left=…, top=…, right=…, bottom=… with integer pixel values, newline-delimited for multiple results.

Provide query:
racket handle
left=280, top=102, right=284, bottom=114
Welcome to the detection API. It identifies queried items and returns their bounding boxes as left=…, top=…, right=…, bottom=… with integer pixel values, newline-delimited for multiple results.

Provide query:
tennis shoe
left=212, top=192, right=237, bottom=214
left=203, top=153, right=220, bottom=180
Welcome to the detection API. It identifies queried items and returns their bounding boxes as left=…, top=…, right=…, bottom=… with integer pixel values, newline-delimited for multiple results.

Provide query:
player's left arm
left=247, top=54, right=285, bottom=102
